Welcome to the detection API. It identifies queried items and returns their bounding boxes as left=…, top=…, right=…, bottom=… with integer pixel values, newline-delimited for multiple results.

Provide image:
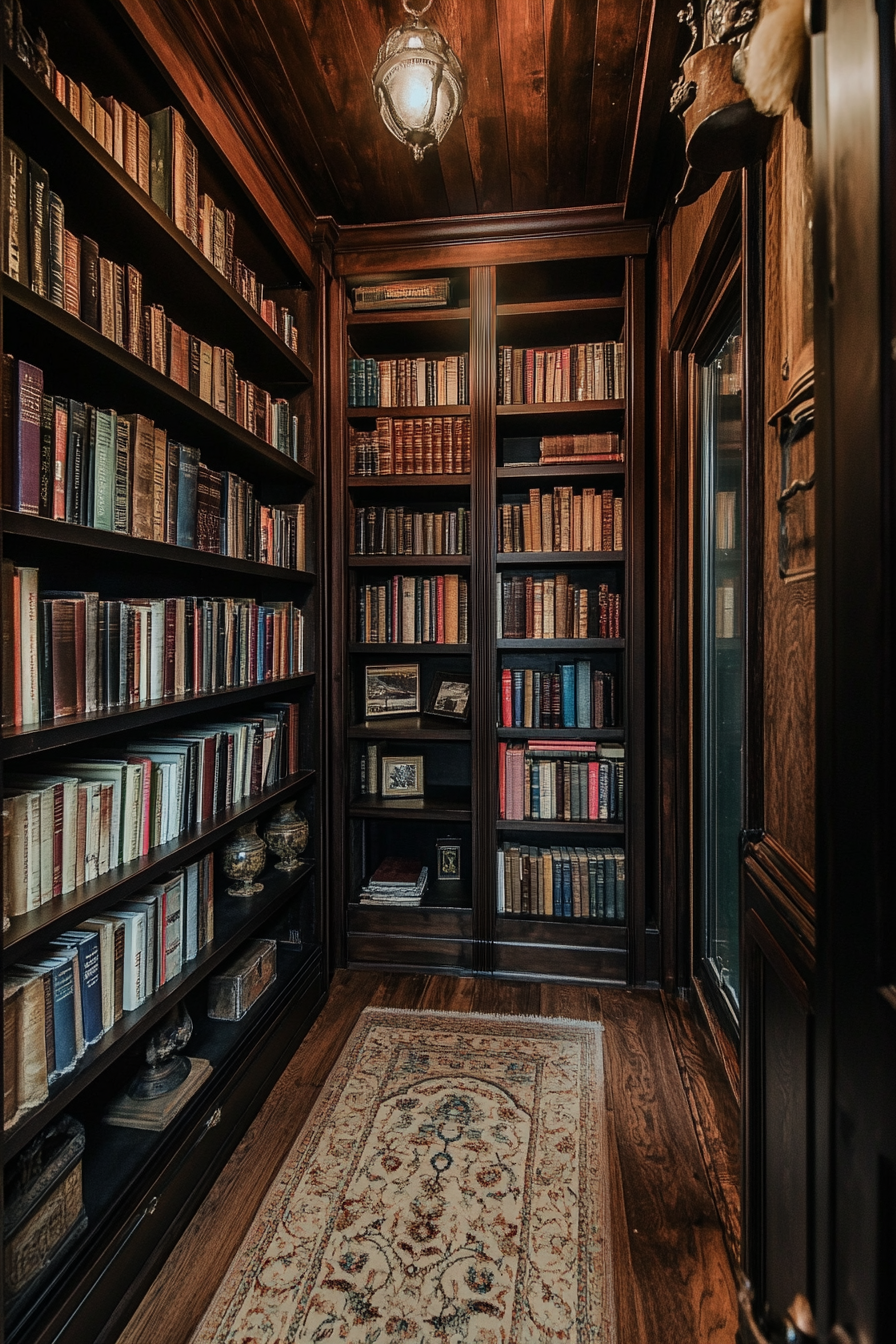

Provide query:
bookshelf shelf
left=348, top=642, right=471, bottom=654
left=496, top=551, right=623, bottom=566
left=3, top=280, right=313, bottom=488
left=348, top=717, right=471, bottom=740
left=497, top=462, right=624, bottom=480
left=348, top=307, right=471, bottom=326
left=1, top=674, right=315, bottom=761
left=496, top=297, right=624, bottom=317
left=348, top=475, right=471, bottom=489
left=497, top=638, right=624, bottom=650
left=348, top=554, right=470, bottom=569
left=3, top=861, right=316, bottom=1160
left=349, top=789, right=471, bottom=822
left=1, top=512, right=315, bottom=585
left=496, top=399, right=623, bottom=417
left=497, top=726, right=624, bottom=740
left=3, top=54, right=314, bottom=385
left=347, top=405, right=470, bottom=419
left=3, top=770, right=315, bottom=968
left=495, top=819, right=625, bottom=835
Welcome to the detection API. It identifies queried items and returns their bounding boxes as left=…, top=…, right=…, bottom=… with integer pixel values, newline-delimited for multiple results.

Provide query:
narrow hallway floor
left=116, top=972, right=740, bottom=1344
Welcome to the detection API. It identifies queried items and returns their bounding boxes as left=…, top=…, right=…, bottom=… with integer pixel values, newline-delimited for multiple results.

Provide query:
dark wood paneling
left=347, top=903, right=472, bottom=939
left=495, top=916, right=627, bottom=949
left=493, top=940, right=627, bottom=983
left=346, top=933, right=473, bottom=969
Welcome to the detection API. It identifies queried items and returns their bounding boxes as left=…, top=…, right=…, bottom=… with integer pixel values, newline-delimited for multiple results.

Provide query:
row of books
left=2, top=703, right=299, bottom=917
left=497, top=576, right=622, bottom=640
left=21, top=20, right=301, bottom=353
left=353, top=576, right=469, bottom=646
left=358, top=857, right=428, bottom=907
left=4, top=852, right=215, bottom=1127
left=348, top=356, right=470, bottom=408
left=537, top=433, right=623, bottom=465
left=351, top=507, right=470, bottom=557
left=499, top=741, right=625, bottom=822
left=500, top=665, right=618, bottom=729
left=497, top=488, right=622, bottom=553
left=497, top=342, right=625, bottom=405
left=348, top=417, right=470, bottom=477
left=1, top=143, right=300, bottom=456
left=5, top=359, right=306, bottom=566
left=497, top=843, right=625, bottom=921
left=716, top=490, right=737, bottom=549
left=4, top=567, right=305, bottom=727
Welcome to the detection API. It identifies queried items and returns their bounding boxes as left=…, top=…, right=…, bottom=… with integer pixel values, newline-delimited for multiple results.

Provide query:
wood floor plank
left=605, top=1105, right=648, bottom=1344
left=471, top=977, right=541, bottom=1015
left=418, top=972, right=477, bottom=1012
left=539, top=981, right=592, bottom=1020
left=368, top=970, right=429, bottom=1009
left=599, top=988, right=738, bottom=1341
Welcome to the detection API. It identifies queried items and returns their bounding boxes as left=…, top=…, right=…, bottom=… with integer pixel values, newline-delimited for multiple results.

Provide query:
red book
left=14, top=360, right=43, bottom=516
left=501, top=669, right=512, bottom=727
left=525, top=576, right=534, bottom=639
left=498, top=741, right=507, bottom=819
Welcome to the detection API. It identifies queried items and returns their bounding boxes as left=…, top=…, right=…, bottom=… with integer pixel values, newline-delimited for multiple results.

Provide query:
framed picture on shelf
left=365, top=664, right=420, bottom=718
left=425, top=670, right=471, bottom=722
left=381, top=755, right=425, bottom=798
left=436, top=836, right=462, bottom=881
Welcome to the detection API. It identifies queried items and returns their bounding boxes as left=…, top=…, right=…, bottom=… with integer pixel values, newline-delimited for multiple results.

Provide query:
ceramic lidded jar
left=220, top=822, right=266, bottom=896
left=264, top=801, right=309, bottom=873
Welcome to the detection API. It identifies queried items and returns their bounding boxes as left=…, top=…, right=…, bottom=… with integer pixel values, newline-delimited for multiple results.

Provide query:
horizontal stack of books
left=500, top=664, right=617, bottom=729
left=538, top=433, right=623, bottom=465
left=358, top=857, right=428, bottom=906
left=497, top=487, right=622, bottom=553
left=497, top=843, right=625, bottom=921
left=498, top=575, right=621, bottom=640
left=352, top=506, right=470, bottom=557
left=349, top=417, right=470, bottom=476
left=3, top=852, right=214, bottom=1128
left=352, top=278, right=449, bottom=311
left=4, top=568, right=305, bottom=727
left=497, top=342, right=625, bottom=404
left=2, top=704, right=299, bottom=918
left=348, top=356, right=469, bottom=408
left=499, top=740, right=624, bottom=822
left=5, top=359, right=306, bottom=561
left=353, top=575, right=469, bottom=645
left=2, top=147, right=300, bottom=452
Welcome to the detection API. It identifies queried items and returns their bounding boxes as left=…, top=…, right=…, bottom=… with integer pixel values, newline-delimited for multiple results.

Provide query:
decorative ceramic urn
left=220, top=822, right=266, bottom=896
left=264, top=801, right=309, bottom=872
left=128, top=1003, right=193, bottom=1099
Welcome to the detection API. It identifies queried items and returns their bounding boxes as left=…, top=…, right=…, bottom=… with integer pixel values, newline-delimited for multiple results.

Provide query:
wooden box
left=207, top=939, right=277, bottom=1021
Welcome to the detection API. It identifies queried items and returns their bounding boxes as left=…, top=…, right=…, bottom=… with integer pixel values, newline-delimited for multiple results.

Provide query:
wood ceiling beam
left=622, top=0, right=685, bottom=218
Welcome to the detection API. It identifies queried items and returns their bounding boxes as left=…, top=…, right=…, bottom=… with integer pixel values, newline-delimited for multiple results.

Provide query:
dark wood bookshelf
left=349, top=789, right=471, bottom=822
left=496, top=297, right=624, bottom=317
left=4, top=280, right=313, bottom=489
left=2, top=53, right=314, bottom=386
left=496, top=399, right=623, bottom=417
left=348, top=474, right=471, bottom=489
left=348, top=642, right=471, bottom=654
left=2, top=674, right=314, bottom=761
left=497, top=726, right=625, bottom=740
left=3, top=771, right=315, bottom=966
left=496, top=638, right=624, bottom=650
left=348, top=554, right=470, bottom=569
left=348, top=307, right=471, bottom=326
left=2, top=512, right=315, bottom=585
left=496, top=550, right=623, bottom=565
left=3, top=861, right=315, bottom=1159
left=348, top=716, right=471, bottom=740
left=495, top=819, right=625, bottom=835
left=497, top=462, right=624, bottom=480
left=347, top=405, right=470, bottom=419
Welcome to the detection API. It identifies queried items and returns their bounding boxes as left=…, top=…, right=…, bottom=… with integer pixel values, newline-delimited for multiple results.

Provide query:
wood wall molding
left=669, top=174, right=742, bottom=351
left=333, top=207, right=651, bottom=276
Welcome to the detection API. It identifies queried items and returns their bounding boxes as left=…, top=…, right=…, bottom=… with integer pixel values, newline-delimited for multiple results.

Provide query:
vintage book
left=14, top=360, right=43, bottom=515
left=2, top=139, right=29, bottom=286
left=28, top=158, right=49, bottom=299
left=79, top=236, right=100, bottom=330
left=3, top=1115, right=87, bottom=1302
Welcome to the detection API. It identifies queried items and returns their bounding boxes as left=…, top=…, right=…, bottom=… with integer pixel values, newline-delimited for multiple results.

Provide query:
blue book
left=603, top=847, right=617, bottom=922
left=561, top=848, right=573, bottom=918
left=55, top=929, right=103, bottom=1047
left=595, top=850, right=606, bottom=920
left=530, top=761, right=540, bottom=820
left=587, top=851, right=598, bottom=919
left=576, top=661, right=591, bottom=729
left=176, top=442, right=200, bottom=548
left=612, top=848, right=625, bottom=922
left=512, top=669, right=524, bottom=727
left=551, top=848, right=562, bottom=919
left=20, top=956, right=78, bottom=1077
left=560, top=664, right=576, bottom=727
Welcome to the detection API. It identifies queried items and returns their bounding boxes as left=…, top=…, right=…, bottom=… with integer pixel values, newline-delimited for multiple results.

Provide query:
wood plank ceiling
left=163, top=0, right=682, bottom=225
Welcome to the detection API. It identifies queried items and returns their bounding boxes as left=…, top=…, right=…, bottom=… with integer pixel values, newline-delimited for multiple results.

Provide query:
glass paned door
left=699, top=323, right=744, bottom=1014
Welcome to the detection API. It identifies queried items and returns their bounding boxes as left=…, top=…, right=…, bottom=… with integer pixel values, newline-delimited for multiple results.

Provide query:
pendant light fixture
left=372, top=0, right=466, bottom=162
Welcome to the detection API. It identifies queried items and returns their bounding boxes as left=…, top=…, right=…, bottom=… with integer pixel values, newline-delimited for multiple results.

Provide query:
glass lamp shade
left=372, top=13, right=466, bottom=162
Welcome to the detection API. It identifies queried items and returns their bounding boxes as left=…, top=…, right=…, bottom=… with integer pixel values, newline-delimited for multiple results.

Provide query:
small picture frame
left=381, top=755, right=425, bottom=798
left=365, top=663, right=420, bottom=719
left=425, top=669, right=472, bottom=722
left=436, top=836, right=462, bottom=882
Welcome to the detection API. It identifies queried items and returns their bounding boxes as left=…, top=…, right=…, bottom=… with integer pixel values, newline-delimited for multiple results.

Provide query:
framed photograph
left=381, top=755, right=424, bottom=798
left=365, top=664, right=420, bottom=718
left=436, top=836, right=462, bottom=882
left=425, top=669, right=472, bottom=722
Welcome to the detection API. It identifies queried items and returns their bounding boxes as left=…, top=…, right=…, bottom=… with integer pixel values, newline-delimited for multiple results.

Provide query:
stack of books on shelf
left=1, top=148, right=301, bottom=454
left=537, top=433, right=623, bottom=465
left=352, top=277, right=450, bottom=311
left=2, top=703, right=298, bottom=919
left=348, top=356, right=469, bottom=407
left=353, top=575, right=469, bottom=645
left=496, top=842, right=625, bottom=921
left=497, top=488, right=622, bottom=553
left=4, top=567, right=305, bottom=727
left=352, top=506, right=470, bottom=557
left=497, top=575, right=621, bottom=640
left=358, top=857, right=428, bottom=907
left=349, top=417, right=470, bottom=476
left=501, top=664, right=617, bottom=729
left=5, top=358, right=306, bottom=562
left=497, top=342, right=625, bottom=404
left=3, top=851, right=214, bottom=1128
left=499, top=740, right=624, bottom=822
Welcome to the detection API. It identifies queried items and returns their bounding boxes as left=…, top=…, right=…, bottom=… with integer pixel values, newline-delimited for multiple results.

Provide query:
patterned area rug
left=192, top=1007, right=616, bottom=1343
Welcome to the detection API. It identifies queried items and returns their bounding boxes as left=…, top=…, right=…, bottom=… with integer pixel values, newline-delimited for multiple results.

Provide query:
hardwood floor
left=116, top=973, right=740, bottom=1344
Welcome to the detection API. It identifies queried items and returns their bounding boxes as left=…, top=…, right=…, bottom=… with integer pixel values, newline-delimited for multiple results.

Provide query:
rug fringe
left=363, top=1005, right=605, bottom=1031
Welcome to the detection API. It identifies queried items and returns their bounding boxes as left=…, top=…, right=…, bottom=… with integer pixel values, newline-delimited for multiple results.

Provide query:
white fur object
left=744, top=0, right=806, bottom=117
